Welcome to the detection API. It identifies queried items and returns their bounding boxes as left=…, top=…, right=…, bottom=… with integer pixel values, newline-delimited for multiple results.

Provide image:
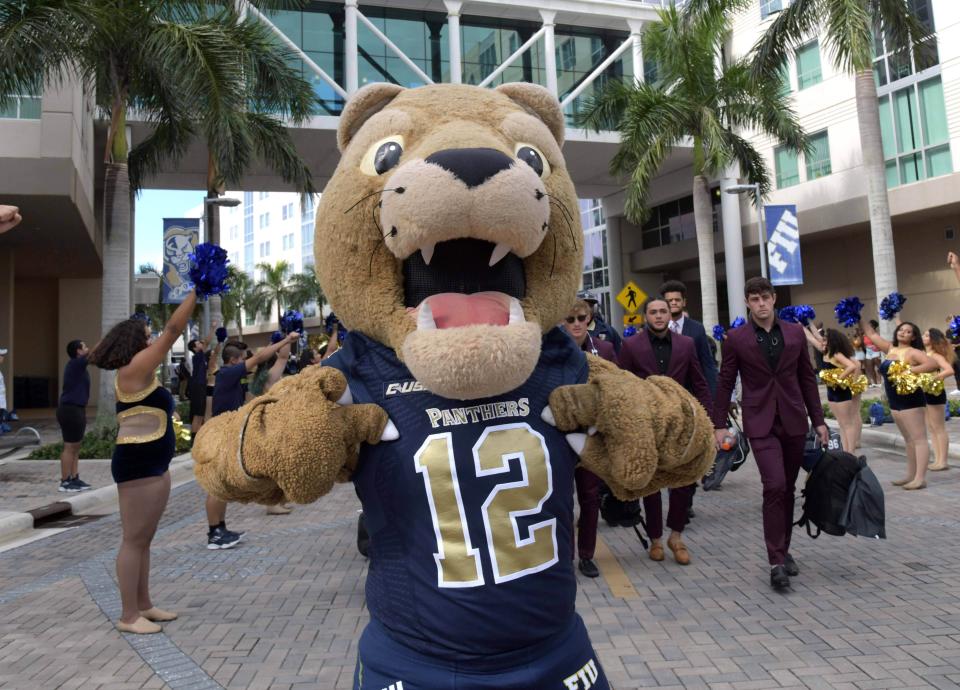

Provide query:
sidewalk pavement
left=1, top=438, right=959, bottom=689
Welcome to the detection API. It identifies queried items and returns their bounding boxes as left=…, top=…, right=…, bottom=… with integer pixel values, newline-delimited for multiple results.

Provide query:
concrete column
left=605, top=214, right=625, bottom=330
left=345, top=0, right=359, bottom=94
left=540, top=10, right=558, bottom=97
left=719, top=177, right=746, bottom=321
left=444, top=1, right=463, bottom=84
left=627, top=20, right=644, bottom=85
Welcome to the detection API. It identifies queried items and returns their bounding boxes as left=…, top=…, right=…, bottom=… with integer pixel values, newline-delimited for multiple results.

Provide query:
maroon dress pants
left=749, top=420, right=806, bottom=566
left=574, top=467, right=600, bottom=560
left=642, top=484, right=695, bottom=540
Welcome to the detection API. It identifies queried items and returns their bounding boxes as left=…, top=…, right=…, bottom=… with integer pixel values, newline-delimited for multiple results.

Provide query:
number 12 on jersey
left=413, top=422, right=559, bottom=587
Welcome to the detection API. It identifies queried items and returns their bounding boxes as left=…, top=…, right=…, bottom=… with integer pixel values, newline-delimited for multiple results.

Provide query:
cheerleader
left=863, top=320, right=937, bottom=489
left=923, top=328, right=954, bottom=471
left=806, top=326, right=864, bottom=451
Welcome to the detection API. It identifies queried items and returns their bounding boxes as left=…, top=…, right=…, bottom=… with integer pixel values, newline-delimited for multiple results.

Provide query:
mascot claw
left=336, top=386, right=399, bottom=442
left=540, top=405, right=597, bottom=439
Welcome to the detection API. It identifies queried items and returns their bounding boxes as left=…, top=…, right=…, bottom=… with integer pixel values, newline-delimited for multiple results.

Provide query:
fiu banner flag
left=765, top=205, right=803, bottom=286
left=162, top=218, right=200, bottom=303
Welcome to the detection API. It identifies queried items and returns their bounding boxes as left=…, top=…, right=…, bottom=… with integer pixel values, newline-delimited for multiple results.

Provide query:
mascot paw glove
left=544, top=356, right=715, bottom=500
left=193, top=366, right=389, bottom=505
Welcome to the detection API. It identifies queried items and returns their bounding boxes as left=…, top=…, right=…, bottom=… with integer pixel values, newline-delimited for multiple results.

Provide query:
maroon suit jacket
left=617, top=330, right=712, bottom=412
left=582, top=333, right=617, bottom=363
left=711, top=319, right=825, bottom=438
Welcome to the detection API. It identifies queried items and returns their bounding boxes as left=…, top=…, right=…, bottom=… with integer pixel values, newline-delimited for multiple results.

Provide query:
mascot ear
left=495, top=82, right=565, bottom=147
left=337, top=83, right=406, bottom=152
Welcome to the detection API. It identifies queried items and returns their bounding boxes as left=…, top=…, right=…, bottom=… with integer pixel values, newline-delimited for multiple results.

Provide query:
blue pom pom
left=834, top=296, right=864, bottom=328
left=778, top=306, right=799, bottom=324
left=712, top=324, right=726, bottom=342
left=188, top=243, right=230, bottom=300
left=623, top=325, right=637, bottom=338
left=270, top=330, right=284, bottom=344
left=279, top=309, right=303, bottom=334
left=324, top=312, right=341, bottom=335
left=730, top=316, right=746, bottom=330
left=879, top=291, right=907, bottom=321
left=215, top=327, right=227, bottom=343
left=949, top=315, right=960, bottom=339
left=796, top=305, right=816, bottom=325
left=130, top=312, right=151, bottom=326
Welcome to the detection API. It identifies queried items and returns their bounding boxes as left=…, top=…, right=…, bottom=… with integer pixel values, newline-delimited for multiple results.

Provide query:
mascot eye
left=360, top=136, right=405, bottom=176
left=515, top=144, right=550, bottom=178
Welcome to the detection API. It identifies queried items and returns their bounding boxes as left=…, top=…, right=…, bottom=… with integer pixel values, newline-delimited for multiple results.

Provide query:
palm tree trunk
left=97, top=162, right=132, bottom=421
left=855, top=70, right=898, bottom=340
left=693, top=174, right=719, bottom=329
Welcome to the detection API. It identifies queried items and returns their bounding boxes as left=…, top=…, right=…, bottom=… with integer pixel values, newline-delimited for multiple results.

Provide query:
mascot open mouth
left=404, top=238, right=526, bottom=329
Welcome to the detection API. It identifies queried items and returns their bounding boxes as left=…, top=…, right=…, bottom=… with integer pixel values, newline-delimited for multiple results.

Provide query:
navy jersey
left=325, top=328, right=588, bottom=661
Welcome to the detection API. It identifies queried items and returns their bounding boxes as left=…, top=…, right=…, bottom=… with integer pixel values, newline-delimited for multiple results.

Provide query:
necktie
left=670, top=321, right=680, bottom=335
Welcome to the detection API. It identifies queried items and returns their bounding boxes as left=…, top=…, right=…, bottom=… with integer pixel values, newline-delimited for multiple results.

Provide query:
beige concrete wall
left=58, top=278, right=102, bottom=407
left=12, top=277, right=59, bottom=407
left=791, top=215, right=960, bottom=333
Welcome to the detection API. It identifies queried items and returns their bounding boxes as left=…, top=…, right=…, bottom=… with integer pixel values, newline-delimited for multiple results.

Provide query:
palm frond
left=822, top=0, right=873, bottom=73
left=128, top=116, right=196, bottom=193
left=244, top=111, right=316, bottom=196
left=750, top=0, right=822, bottom=81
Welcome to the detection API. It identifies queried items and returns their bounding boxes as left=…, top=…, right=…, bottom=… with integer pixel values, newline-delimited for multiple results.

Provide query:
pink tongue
left=414, top=292, right=511, bottom=328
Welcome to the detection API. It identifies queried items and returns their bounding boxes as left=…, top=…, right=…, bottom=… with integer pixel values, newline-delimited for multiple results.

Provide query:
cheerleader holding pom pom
left=922, top=328, right=954, bottom=471
left=805, top=325, right=864, bottom=451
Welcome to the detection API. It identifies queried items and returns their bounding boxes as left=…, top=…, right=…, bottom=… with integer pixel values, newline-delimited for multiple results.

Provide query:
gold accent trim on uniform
left=114, top=377, right=160, bottom=403
left=238, top=398, right=274, bottom=480
left=116, top=406, right=168, bottom=444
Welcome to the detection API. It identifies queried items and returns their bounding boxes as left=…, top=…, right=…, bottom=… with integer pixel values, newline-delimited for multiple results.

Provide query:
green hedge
left=825, top=397, right=960, bottom=423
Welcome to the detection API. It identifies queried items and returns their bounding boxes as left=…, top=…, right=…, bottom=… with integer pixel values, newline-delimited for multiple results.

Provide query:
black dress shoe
left=578, top=558, right=600, bottom=578
left=770, top=565, right=790, bottom=590
left=784, top=554, right=799, bottom=577
left=687, top=507, right=696, bottom=519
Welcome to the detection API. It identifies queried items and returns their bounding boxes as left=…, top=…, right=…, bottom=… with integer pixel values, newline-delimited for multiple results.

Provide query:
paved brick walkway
left=1, top=442, right=959, bottom=689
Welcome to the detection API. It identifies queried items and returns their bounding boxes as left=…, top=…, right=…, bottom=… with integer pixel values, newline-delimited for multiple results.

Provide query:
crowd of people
left=27, top=229, right=957, bottom=630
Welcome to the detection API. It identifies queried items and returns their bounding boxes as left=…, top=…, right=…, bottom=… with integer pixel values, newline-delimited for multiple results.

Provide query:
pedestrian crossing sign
left=616, top=281, right=646, bottom=314
left=624, top=313, right=643, bottom=327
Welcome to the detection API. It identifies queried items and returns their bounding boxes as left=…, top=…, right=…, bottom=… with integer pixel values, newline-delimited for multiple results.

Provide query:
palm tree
left=576, top=4, right=807, bottom=329
left=0, top=0, right=313, bottom=418
left=255, top=260, right=294, bottom=326
left=288, top=263, right=325, bottom=316
left=687, top=0, right=929, bottom=336
left=220, top=265, right=266, bottom=339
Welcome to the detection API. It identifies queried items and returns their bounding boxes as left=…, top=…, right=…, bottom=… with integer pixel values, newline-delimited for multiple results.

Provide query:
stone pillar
left=540, top=10, right=558, bottom=97
left=605, top=214, right=625, bottom=331
left=627, top=20, right=644, bottom=85
left=720, top=177, right=746, bottom=321
left=444, top=1, right=463, bottom=84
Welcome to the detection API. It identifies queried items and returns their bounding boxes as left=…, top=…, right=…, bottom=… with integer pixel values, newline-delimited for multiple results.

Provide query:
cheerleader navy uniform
left=924, top=387, right=947, bottom=406
left=879, top=359, right=925, bottom=411
left=823, top=358, right=853, bottom=403
left=111, top=378, right=176, bottom=483
left=324, top=329, right=609, bottom=690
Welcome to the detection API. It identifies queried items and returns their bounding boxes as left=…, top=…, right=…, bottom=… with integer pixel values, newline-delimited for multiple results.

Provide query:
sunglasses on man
left=565, top=314, right=589, bottom=324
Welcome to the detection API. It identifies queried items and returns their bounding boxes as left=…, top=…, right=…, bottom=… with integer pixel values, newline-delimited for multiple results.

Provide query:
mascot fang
left=194, top=82, right=715, bottom=689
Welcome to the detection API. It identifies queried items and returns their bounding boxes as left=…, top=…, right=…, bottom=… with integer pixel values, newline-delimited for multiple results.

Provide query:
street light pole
left=201, top=195, right=241, bottom=335
left=725, top=183, right=768, bottom=279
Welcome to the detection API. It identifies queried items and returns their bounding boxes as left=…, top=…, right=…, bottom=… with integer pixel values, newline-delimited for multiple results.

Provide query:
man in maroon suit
left=712, top=277, right=827, bottom=590
left=618, top=297, right=711, bottom=565
left=563, top=299, right=617, bottom=579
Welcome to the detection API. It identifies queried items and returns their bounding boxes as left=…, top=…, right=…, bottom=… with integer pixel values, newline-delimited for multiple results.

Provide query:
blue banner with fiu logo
left=162, top=218, right=199, bottom=303
left=765, top=204, right=803, bottom=286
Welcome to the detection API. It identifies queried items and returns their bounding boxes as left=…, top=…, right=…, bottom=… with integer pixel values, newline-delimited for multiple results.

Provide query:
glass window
left=244, top=217, right=253, bottom=242
left=778, top=61, right=791, bottom=96
left=0, top=94, right=41, bottom=120
left=879, top=76, right=952, bottom=187
left=774, top=145, right=800, bottom=188
left=244, top=244, right=254, bottom=273
left=806, top=131, right=832, bottom=180
left=639, top=191, right=721, bottom=249
left=760, top=0, right=784, bottom=19
left=795, top=41, right=822, bottom=90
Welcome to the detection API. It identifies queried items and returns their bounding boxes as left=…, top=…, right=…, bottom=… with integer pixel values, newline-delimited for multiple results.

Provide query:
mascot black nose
left=424, top=148, right=514, bottom=188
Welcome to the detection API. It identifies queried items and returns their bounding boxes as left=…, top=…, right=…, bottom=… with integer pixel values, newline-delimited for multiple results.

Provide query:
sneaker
left=58, top=479, right=82, bottom=493
left=225, top=528, right=246, bottom=543
left=72, top=477, right=92, bottom=491
left=770, top=564, right=790, bottom=590
left=578, top=558, right=600, bottom=578
left=0, top=423, right=10, bottom=433
left=784, top=553, right=799, bottom=577
left=207, top=527, right=241, bottom=550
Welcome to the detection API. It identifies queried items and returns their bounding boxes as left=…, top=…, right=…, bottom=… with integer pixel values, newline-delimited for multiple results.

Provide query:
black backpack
left=795, top=449, right=862, bottom=538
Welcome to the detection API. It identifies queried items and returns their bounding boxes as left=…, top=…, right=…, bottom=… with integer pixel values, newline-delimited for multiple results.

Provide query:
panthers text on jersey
left=324, top=328, right=588, bottom=661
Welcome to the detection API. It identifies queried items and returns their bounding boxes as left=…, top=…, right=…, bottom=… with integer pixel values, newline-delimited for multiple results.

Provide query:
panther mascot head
left=317, top=82, right=580, bottom=400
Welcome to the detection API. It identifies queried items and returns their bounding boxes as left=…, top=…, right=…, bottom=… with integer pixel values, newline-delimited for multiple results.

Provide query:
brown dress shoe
left=667, top=537, right=691, bottom=565
left=649, top=541, right=665, bottom=561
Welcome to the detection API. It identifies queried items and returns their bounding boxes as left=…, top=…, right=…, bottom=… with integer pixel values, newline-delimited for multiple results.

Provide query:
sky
left=134, top=189, right=205, bottom=271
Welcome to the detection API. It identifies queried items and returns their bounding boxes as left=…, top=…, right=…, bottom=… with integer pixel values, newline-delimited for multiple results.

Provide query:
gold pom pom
left=819, top=368, right=868, bottom=395
left=887, top=360, right=920, bottom=395
left=919, top=374, right=944, bottom=396
left=848, top=375, right=868, bottom=396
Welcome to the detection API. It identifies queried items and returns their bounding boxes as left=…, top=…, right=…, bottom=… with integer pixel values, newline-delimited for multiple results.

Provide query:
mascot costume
left=194, top=82, right=715, bottom=690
